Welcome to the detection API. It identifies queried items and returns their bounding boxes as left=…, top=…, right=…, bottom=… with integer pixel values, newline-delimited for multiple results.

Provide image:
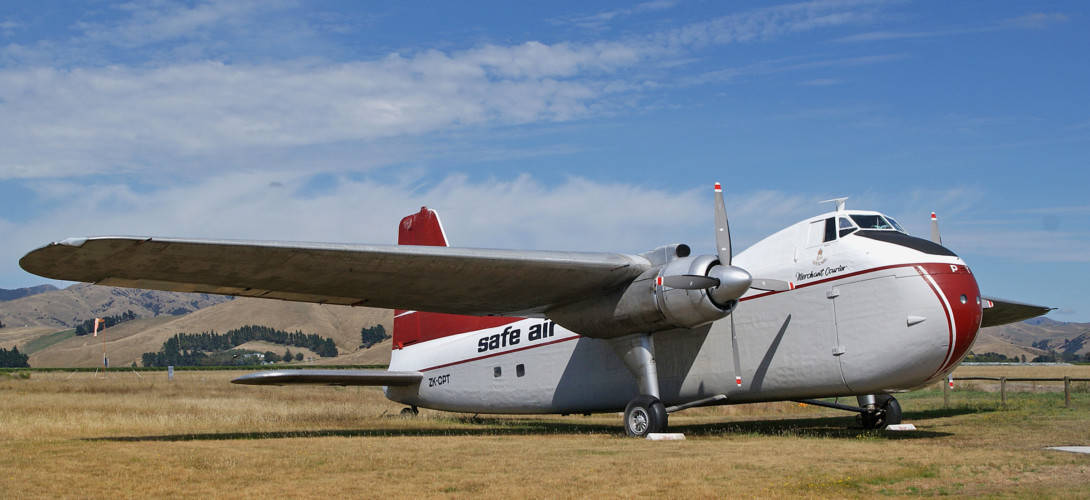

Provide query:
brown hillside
left=968, top=329, right=1048, bottom=360
left=983, top=319, right=1090, bottom=349
left=310, top=339, right=392, bottom=366
left=0, top=283, right=230, bottom=329
left=29, top=297, right=391, bottom=368
left=0, top=326, right=60, bottom=351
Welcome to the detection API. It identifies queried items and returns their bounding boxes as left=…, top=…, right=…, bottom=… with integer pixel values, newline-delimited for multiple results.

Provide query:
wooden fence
left=945, top=376, right=1090, bottom=408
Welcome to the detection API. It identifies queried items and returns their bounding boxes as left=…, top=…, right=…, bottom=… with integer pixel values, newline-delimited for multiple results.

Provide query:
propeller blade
left=660, top=274, right=720, bottom=289
left=750, top=279, right=791, bottom=292
left=714, top=182, right=731, bottom=265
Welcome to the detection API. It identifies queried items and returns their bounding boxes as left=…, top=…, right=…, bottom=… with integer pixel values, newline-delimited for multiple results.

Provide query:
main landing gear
left=624, top=395, right=668, bottom=437
left=611, top=334, right=670, bottom=437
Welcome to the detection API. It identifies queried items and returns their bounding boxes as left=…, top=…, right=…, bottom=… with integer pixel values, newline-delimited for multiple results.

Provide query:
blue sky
left=0, top=1, right=1087, bottom=320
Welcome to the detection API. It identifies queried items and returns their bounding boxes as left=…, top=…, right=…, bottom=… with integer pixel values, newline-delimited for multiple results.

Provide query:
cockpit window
left=850, top=214, right=896, bottom=230
left=838, top=217, right=857, bottom=238
left=886, top=216, right=905, bottom=233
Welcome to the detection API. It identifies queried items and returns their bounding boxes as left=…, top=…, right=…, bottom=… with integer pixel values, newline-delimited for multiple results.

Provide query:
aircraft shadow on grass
left=86, top=409, right=990, bottom=442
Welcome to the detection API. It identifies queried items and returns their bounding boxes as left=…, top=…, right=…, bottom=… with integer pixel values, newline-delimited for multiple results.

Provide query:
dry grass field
left=2, top=366, right=1089, bottom=499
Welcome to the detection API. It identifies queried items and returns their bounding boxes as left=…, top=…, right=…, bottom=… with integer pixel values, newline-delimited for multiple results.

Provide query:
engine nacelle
left=546, top=254, right=735, bottom=339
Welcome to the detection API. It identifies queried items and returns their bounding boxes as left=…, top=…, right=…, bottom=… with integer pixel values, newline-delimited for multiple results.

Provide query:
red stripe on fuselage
left=405, top=262, right=982, bottom=380
left=418, top=335, right=580, bottom=372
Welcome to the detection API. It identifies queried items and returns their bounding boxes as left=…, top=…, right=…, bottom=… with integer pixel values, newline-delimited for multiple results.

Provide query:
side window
left=823, top=217, right=836, bottom=243
left=493, top=366, right=502, bottom=378
left=807, top=221, right=825, bottom=247
left=839, top=217, right=857, bottom=238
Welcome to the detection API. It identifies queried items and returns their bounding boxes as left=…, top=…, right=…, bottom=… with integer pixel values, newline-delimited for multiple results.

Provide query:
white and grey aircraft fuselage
left=385, top=208, right=981, bottom=416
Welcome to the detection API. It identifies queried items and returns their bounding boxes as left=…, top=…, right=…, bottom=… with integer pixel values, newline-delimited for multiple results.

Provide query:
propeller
left=660, top=183, right=792, bottom=297
left=929, top=212, right=942, bottom=245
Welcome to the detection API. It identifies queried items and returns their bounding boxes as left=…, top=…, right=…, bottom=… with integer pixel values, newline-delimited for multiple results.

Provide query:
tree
left=360, top=324, right=389, bottom=348
left=294, top=352, right=303, bottom=361
left=282, top=349, right=293, bottom=362
left=0, top=346, right=30, bottom=368
left=264, top=351, right=278, bottom=363
left=1021, top=354, right=1027, bottom=363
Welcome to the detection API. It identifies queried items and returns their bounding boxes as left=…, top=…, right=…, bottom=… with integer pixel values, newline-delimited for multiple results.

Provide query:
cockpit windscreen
left=850, top=214, right=899, bottom=231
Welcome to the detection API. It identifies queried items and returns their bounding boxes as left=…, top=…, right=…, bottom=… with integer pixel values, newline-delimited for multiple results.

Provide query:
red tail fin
left=393, top=207, right=519, bottom=349
left=398, top=206, right=449, bottom=247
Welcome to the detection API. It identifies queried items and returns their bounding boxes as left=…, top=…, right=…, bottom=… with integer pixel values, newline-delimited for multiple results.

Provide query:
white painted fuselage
left=386, top=210, right=983, bottom=413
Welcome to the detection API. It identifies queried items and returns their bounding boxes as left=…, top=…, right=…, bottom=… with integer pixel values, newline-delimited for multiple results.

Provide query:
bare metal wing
left=19, top=237, right=650, bottom=316
left=980, top=296, right=1054, bottom=328
left=231, top=369, right=422, bottom=386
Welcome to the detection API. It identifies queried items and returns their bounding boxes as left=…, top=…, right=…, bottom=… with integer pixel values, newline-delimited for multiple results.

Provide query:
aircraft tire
left=400, top=406, right=419, bottom=417
left=859, top=395, right=901, bottom=429
left=624, top=395, right=668, bottom=437
left=877, top=395, right=901, bottom=426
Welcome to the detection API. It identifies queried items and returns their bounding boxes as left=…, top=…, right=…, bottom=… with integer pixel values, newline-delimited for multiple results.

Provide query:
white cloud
left=0, top=20, right=18, bottom=36
left=686, top=53, right=903, bottom=86
left=665, top=0, right=884, bottom=48
left=837, top=12, right=1070, bottom=42
left=0, top=0, right=900, bottom=181
left=558, top=1, right=679, bottom=30
left=76, top=0, right=280, bottom=48
left=0, top=53, right=613, bottom=179
left=5, top=174, right=834, bottom=287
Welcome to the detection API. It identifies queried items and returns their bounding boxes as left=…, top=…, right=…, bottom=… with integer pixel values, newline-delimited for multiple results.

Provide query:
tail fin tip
left=398, top=206, right=449, bottom=247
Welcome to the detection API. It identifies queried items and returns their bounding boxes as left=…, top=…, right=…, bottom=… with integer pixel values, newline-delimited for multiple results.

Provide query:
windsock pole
left=93, top=318, right=108, bottom=371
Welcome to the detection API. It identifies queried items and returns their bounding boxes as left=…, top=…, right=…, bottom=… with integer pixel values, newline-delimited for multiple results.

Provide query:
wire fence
left=944, top=376, right=1090, bottom=408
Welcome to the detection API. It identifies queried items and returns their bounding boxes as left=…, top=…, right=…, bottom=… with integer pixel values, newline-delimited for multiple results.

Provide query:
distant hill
left=977, top=319, right=1090, bottom=357
left=0, top=284, right=58, bottom=302
left=26, top=297, right=391, bottom=368
left=0, top=283, right=231, bottom=330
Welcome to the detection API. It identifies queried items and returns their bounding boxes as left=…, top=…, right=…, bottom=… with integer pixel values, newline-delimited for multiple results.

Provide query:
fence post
left=1065, top=376, right=1071, bottom=409
left=1000, top=377, right=1006, bottom=407
left=944, top=377, right=950, bottom=408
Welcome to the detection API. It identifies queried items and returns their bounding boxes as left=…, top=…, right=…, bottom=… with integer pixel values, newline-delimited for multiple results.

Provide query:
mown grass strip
left=21, top=329, right=76, bottom=354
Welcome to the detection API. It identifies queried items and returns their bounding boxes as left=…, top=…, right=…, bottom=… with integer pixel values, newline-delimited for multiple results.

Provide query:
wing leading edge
left=19, top=236, right=650, bottom=317
left=231, top=369, right=422, bottom=386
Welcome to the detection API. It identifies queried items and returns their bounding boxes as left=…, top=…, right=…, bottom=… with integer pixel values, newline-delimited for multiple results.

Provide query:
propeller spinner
left=661, top=183, right=791, bottom=300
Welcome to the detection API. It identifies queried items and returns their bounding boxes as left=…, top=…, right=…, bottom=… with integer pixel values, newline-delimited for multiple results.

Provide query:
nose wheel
left=624, top=395, right=668, bottom=437
left=859, top=394, right=902, bottom=429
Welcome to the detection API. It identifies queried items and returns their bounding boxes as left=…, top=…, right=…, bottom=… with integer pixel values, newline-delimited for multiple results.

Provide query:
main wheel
left=400, top=406, right=419, bottom=417
left=624, top=395, right=668, bottom=437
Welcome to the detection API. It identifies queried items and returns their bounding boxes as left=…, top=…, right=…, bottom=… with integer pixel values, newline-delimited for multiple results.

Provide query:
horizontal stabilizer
left=231, top=369, right=422, bottom=386
left=980, top=296, right=1054, bottom=328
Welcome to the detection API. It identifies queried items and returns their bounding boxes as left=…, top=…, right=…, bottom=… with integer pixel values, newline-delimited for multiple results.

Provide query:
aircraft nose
left=919, top=263, right=983, bottom=375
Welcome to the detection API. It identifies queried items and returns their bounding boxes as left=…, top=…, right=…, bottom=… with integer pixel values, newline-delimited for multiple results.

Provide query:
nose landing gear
left=794, top=394, right=902, bottom=429
left=858, top=394, right=902, bottom=429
